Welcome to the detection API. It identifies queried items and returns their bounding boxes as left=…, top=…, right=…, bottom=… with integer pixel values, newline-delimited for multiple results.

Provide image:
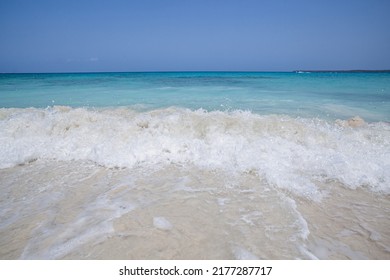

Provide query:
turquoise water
left=1, top=72, right=390, bottom=259
left=1, top=72, right=389, bottom=121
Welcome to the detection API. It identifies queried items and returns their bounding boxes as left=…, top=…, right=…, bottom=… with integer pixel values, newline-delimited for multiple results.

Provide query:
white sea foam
left=153, top=217, right=173, bottom=231
left=1, top=106, right=389, bottom=200
left=19, top=180, right=137, bottom=259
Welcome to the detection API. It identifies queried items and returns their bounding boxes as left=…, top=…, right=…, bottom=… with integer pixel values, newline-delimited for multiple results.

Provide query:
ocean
left=0, top=72, right=389, bottom=259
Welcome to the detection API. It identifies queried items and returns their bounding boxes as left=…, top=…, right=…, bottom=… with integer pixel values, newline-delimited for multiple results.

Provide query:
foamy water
left=1, top=72, right=389, bottom=259
left=0, top=106, right=389, bottom=259
left=1, top=107, right=389, bottom=195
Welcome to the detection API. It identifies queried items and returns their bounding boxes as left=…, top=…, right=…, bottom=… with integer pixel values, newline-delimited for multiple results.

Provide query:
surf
left=1, top=106, right=389, bottom=198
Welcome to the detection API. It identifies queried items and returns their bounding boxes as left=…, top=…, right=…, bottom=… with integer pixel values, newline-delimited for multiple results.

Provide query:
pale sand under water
left=0, top=160, right=389, bottom=260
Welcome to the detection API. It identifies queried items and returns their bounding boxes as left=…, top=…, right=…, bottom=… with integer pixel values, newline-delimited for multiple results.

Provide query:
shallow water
left=0, top=160, right=388, bottom=259
left=0, top=107, right=389, bottom=259
left=1, top=72, right=389, bottom=121
left=1, top=72, right=389, bottom=259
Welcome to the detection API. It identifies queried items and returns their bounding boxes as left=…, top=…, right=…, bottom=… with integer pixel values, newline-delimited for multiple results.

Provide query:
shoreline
left=1, top=159, right=389, bottom=259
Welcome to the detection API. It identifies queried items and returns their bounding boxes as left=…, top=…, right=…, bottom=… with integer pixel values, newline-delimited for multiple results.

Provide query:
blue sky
left=1, top=0, right=389, bottom=72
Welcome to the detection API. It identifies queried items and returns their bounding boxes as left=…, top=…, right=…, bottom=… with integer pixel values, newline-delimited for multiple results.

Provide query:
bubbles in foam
left=0, top=106, right=389, bottom=198
left=153, top=217, right=173, bottom=231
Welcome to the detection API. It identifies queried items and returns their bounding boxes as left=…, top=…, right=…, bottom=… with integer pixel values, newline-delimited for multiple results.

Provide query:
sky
left=0, top=0, right=389, bottom=72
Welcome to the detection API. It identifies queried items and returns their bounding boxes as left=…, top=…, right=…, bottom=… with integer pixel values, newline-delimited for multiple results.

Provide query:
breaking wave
left=1, top=106, right=389, bottom=198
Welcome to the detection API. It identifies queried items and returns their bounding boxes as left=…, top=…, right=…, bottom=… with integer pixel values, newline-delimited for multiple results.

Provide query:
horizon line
left=1, top=69, right=390, bottom=74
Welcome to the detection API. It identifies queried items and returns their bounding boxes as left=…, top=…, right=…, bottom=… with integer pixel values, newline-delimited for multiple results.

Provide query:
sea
left=0, top=71, right=389, bottom=259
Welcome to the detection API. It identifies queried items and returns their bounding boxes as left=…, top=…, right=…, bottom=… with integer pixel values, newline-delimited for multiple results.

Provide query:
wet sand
left=1, top=160, right=389, bottom=259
